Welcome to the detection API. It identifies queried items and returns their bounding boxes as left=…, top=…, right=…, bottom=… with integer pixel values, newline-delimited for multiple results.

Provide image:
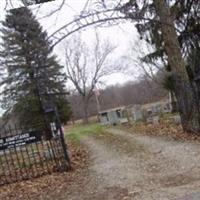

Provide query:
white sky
left=0, top=0, right=142, bottom=86
left=0, top=0, right=149, bottom=116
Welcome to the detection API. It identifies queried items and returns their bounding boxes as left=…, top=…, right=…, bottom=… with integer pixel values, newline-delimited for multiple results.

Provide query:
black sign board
left=0, top=131, right=42, bottom=151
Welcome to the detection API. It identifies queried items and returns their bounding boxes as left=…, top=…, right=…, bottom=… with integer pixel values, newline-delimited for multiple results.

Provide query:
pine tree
left=0, top=7, right=71, bottom=126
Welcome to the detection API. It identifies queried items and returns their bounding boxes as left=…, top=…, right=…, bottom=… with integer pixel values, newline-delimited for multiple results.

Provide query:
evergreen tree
left=0, top=7, right=71, bottom=126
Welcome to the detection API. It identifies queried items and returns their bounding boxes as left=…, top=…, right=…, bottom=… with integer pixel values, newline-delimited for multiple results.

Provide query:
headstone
left=152, top=116, right=159, bottom=125
left=170, top=115, right=181, bottom=124
left=132, top=105, right=143, bottom=121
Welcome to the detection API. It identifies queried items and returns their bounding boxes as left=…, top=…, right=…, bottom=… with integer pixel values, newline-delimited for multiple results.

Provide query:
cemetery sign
left=0, top=131, right=42, bottom=151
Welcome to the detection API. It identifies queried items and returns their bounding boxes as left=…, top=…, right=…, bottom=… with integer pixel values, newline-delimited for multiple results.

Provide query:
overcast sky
left=0, top=0, right=142, bottom=87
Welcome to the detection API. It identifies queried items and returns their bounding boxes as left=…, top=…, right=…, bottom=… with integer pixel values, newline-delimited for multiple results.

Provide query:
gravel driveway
left=64, top=128, right=200, bottom=200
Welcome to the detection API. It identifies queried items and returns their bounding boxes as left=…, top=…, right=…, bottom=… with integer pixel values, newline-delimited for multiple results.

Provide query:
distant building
left=99, top=106, right=128, bottom=125
left=99, top=97, right=174, bottom=125
left=142, top=99, right=172, bottom=118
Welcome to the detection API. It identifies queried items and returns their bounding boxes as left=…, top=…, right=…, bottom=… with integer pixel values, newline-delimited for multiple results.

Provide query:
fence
left=0, top=124, right=70, bottom=186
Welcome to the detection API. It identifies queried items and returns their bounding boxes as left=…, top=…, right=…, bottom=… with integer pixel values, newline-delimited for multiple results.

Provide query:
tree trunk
left=154, top=0, right=200, bottom=132
left=82, top=97, right=89, bottom=124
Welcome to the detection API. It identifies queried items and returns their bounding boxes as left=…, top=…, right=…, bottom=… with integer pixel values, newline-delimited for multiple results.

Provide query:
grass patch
left=65, top=123, right=106, bottom=142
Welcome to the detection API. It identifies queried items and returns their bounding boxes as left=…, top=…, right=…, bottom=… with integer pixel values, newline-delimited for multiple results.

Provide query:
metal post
left=53, top=105, right=71, bottom=170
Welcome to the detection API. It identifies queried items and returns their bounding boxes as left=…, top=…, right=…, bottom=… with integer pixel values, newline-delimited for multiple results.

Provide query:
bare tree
left=65, top=33, right=116, bottom=123
left=68, top=77, right=167, bottom=120
left=5, top=0, right=200, bottom=131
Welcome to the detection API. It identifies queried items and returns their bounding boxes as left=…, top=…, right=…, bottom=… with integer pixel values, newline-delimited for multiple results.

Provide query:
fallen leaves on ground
left=0, top=140, right=89, bottom=200
left=121, top=120, right=200, bottom=142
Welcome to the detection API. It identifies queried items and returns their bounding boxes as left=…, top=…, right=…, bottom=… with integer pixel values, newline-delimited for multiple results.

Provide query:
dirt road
left=64, top=128, right=200, bottom=200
